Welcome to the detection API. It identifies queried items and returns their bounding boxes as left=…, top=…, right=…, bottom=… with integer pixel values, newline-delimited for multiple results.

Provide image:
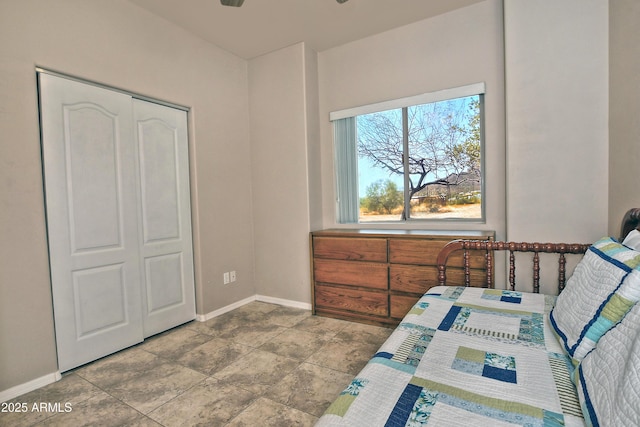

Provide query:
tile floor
left=1, top=301, right=393, bottom=427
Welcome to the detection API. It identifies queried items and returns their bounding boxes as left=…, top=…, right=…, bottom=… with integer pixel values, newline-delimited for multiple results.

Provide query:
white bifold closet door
left=39, top=73, right=195, bottom=372
left=133, top=97, right=195, bottom=338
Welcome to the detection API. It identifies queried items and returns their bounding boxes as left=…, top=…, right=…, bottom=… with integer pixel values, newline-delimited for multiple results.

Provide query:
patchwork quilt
left=317, top=286, right=585, bottom=427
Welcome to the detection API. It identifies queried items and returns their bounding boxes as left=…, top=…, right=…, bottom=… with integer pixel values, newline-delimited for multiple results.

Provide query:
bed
left=316, top=208, right=640, bottom=427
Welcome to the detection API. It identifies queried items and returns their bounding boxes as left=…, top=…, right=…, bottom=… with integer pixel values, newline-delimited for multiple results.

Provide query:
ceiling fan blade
left=220, top=0, right=244, bottom=6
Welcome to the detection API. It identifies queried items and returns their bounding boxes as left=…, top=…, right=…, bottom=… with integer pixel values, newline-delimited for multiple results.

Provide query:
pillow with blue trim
left=550, top=237, right=640, bottom=364
left=623, top=229, right=640, bottom=251
left=574, top=300, right=640, bottom=426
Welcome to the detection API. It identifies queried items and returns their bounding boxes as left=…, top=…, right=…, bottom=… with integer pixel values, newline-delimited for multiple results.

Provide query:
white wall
left=609, top=0, right=640, bottom=236
left=248, top=43, right=317, bottom=304
left=0, top=0, right=254, bottom=394
left=305, top=46, right=324, bottom=233
left=318, top=0, right=610, bottom=294
left=318, top=0, right=506, bottom=238
left=504, top=0, right=609, bottom=243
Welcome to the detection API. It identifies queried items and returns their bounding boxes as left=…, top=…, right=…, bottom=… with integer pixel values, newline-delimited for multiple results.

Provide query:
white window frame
left=331, top=83, right=486, bottom=224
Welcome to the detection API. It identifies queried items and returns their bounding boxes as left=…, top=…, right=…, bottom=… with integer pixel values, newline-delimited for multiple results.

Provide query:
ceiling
left=129, top=0, right=485, bottom=59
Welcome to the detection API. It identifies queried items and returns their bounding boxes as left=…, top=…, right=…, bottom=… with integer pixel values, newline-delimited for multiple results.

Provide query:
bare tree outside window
left=357, top=95, right=482, bottom=222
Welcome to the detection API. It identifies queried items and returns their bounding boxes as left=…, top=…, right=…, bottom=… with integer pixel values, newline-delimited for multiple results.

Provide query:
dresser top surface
left=311, top=229, right=495, bottom=239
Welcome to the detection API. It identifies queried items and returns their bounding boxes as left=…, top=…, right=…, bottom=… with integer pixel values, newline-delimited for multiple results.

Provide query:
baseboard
left=0, top=371, right=61, bottom=403
left=195, top=295, right=257, bottom=322
left=195, top=294, right=311, bottom=322
left=255, top=294, right=312, bottom=311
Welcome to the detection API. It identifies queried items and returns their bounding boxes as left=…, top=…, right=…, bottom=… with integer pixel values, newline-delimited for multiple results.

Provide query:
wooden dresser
left=310, top=229, right=495, bottom=326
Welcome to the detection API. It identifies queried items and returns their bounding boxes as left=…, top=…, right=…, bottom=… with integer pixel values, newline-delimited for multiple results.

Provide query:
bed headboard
left=620, top=207, right=640, bottom=241
left=437, top=207, right=640, bottom=294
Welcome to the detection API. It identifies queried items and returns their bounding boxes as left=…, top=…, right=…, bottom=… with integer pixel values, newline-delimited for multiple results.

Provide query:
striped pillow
left=574, top=301, right=640, bottom=426
left=550, top=237, right=640, bottom=364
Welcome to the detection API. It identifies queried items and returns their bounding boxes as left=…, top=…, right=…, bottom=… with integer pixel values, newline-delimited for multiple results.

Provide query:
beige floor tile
left=104, top=361, right=206, bottom=414
left=293, top=314, right=351, bottom=338
left=219, top=323, right=288, bottom=347
left=182, top=318, right=219, bottom=336
left=234, top=301, right=281, bottom=316
left=217, top=301, right=280, bottom=326
left=265, top=362, right=355, bottom=417
left=36, top=391, right=141, bottom=427
left=176, top=337, right=254, bottom=375
left=334, top=321, right=394, bottom=346
left=28, top=373, right=103, bottom=405
left=259, top=305, right=312, bottom=327
left=147, top=377, right=255, bottom=426
left=185, top=303, right=276, bottom=336
left=74, top=347, right=162, bottom=390
left=0, top=406, right=47, bottom=427
left=306, top=337, right=380, bottom=375
left=226, top=397, right=318, bottom=427
left=138, top=327, right=213, bottom=360
left=120, top=416, right=165, bottom=427
left=258, top=328, right=331, bottom=360
left=214, top=349, right=299, bottom=394
left=206, top=310, right=262, bottom=332
left=0, top=373, right=103, bottom=427
left=183, top=311, right=244, bottom=336
left=0, top=404, right=52, bottom=427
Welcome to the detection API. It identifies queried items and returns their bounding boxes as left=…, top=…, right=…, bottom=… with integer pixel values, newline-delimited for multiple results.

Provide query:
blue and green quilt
left=317, top=286, right=585, bottom=427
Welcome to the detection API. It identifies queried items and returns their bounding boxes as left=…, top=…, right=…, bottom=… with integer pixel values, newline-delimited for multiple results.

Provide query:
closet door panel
left=39, top=73, right=144, bottom=372
left=134, top=99, right=195, bottom=337
left=138, top=121, right=180, bottom=242
left=66, top=105, right=122, bottom=251
left=144, top=253, right=184, bottom=313
left=72, top=264, right=128, bottom=336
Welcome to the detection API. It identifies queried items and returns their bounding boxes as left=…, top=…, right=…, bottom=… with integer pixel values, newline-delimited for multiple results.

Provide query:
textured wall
left=0, top=0, right=253, bottom=393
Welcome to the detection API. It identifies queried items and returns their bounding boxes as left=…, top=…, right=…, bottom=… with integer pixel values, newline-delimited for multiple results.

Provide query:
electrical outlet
left=230, top=271, right=236, bottom=282
left=223, top=272, right=230, bottom=284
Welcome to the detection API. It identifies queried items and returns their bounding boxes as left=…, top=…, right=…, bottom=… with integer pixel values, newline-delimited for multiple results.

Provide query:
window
left=332, top=84, right=484, bottom=223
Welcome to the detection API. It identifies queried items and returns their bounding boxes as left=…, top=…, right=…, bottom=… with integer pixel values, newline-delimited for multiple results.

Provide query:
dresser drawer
left=390, top=294, right=422, bottom=319
left=313, top=237, right=387, bottom=262
left=389, top=238, right=486, bottom=268
left=313, top=258, right=388, bottom=289
left=389, top=264, right=439, bottom=294
left=390, top=264, right=487, bottom=294
left=315, top=284, right=388, bottom=317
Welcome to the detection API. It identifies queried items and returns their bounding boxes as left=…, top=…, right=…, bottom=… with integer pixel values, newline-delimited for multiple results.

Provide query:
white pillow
left=550, top=237, right=640, bottom=363
left=623, top=229, right=640, bottom=251
left=575, top=301, right=640, bottom=426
